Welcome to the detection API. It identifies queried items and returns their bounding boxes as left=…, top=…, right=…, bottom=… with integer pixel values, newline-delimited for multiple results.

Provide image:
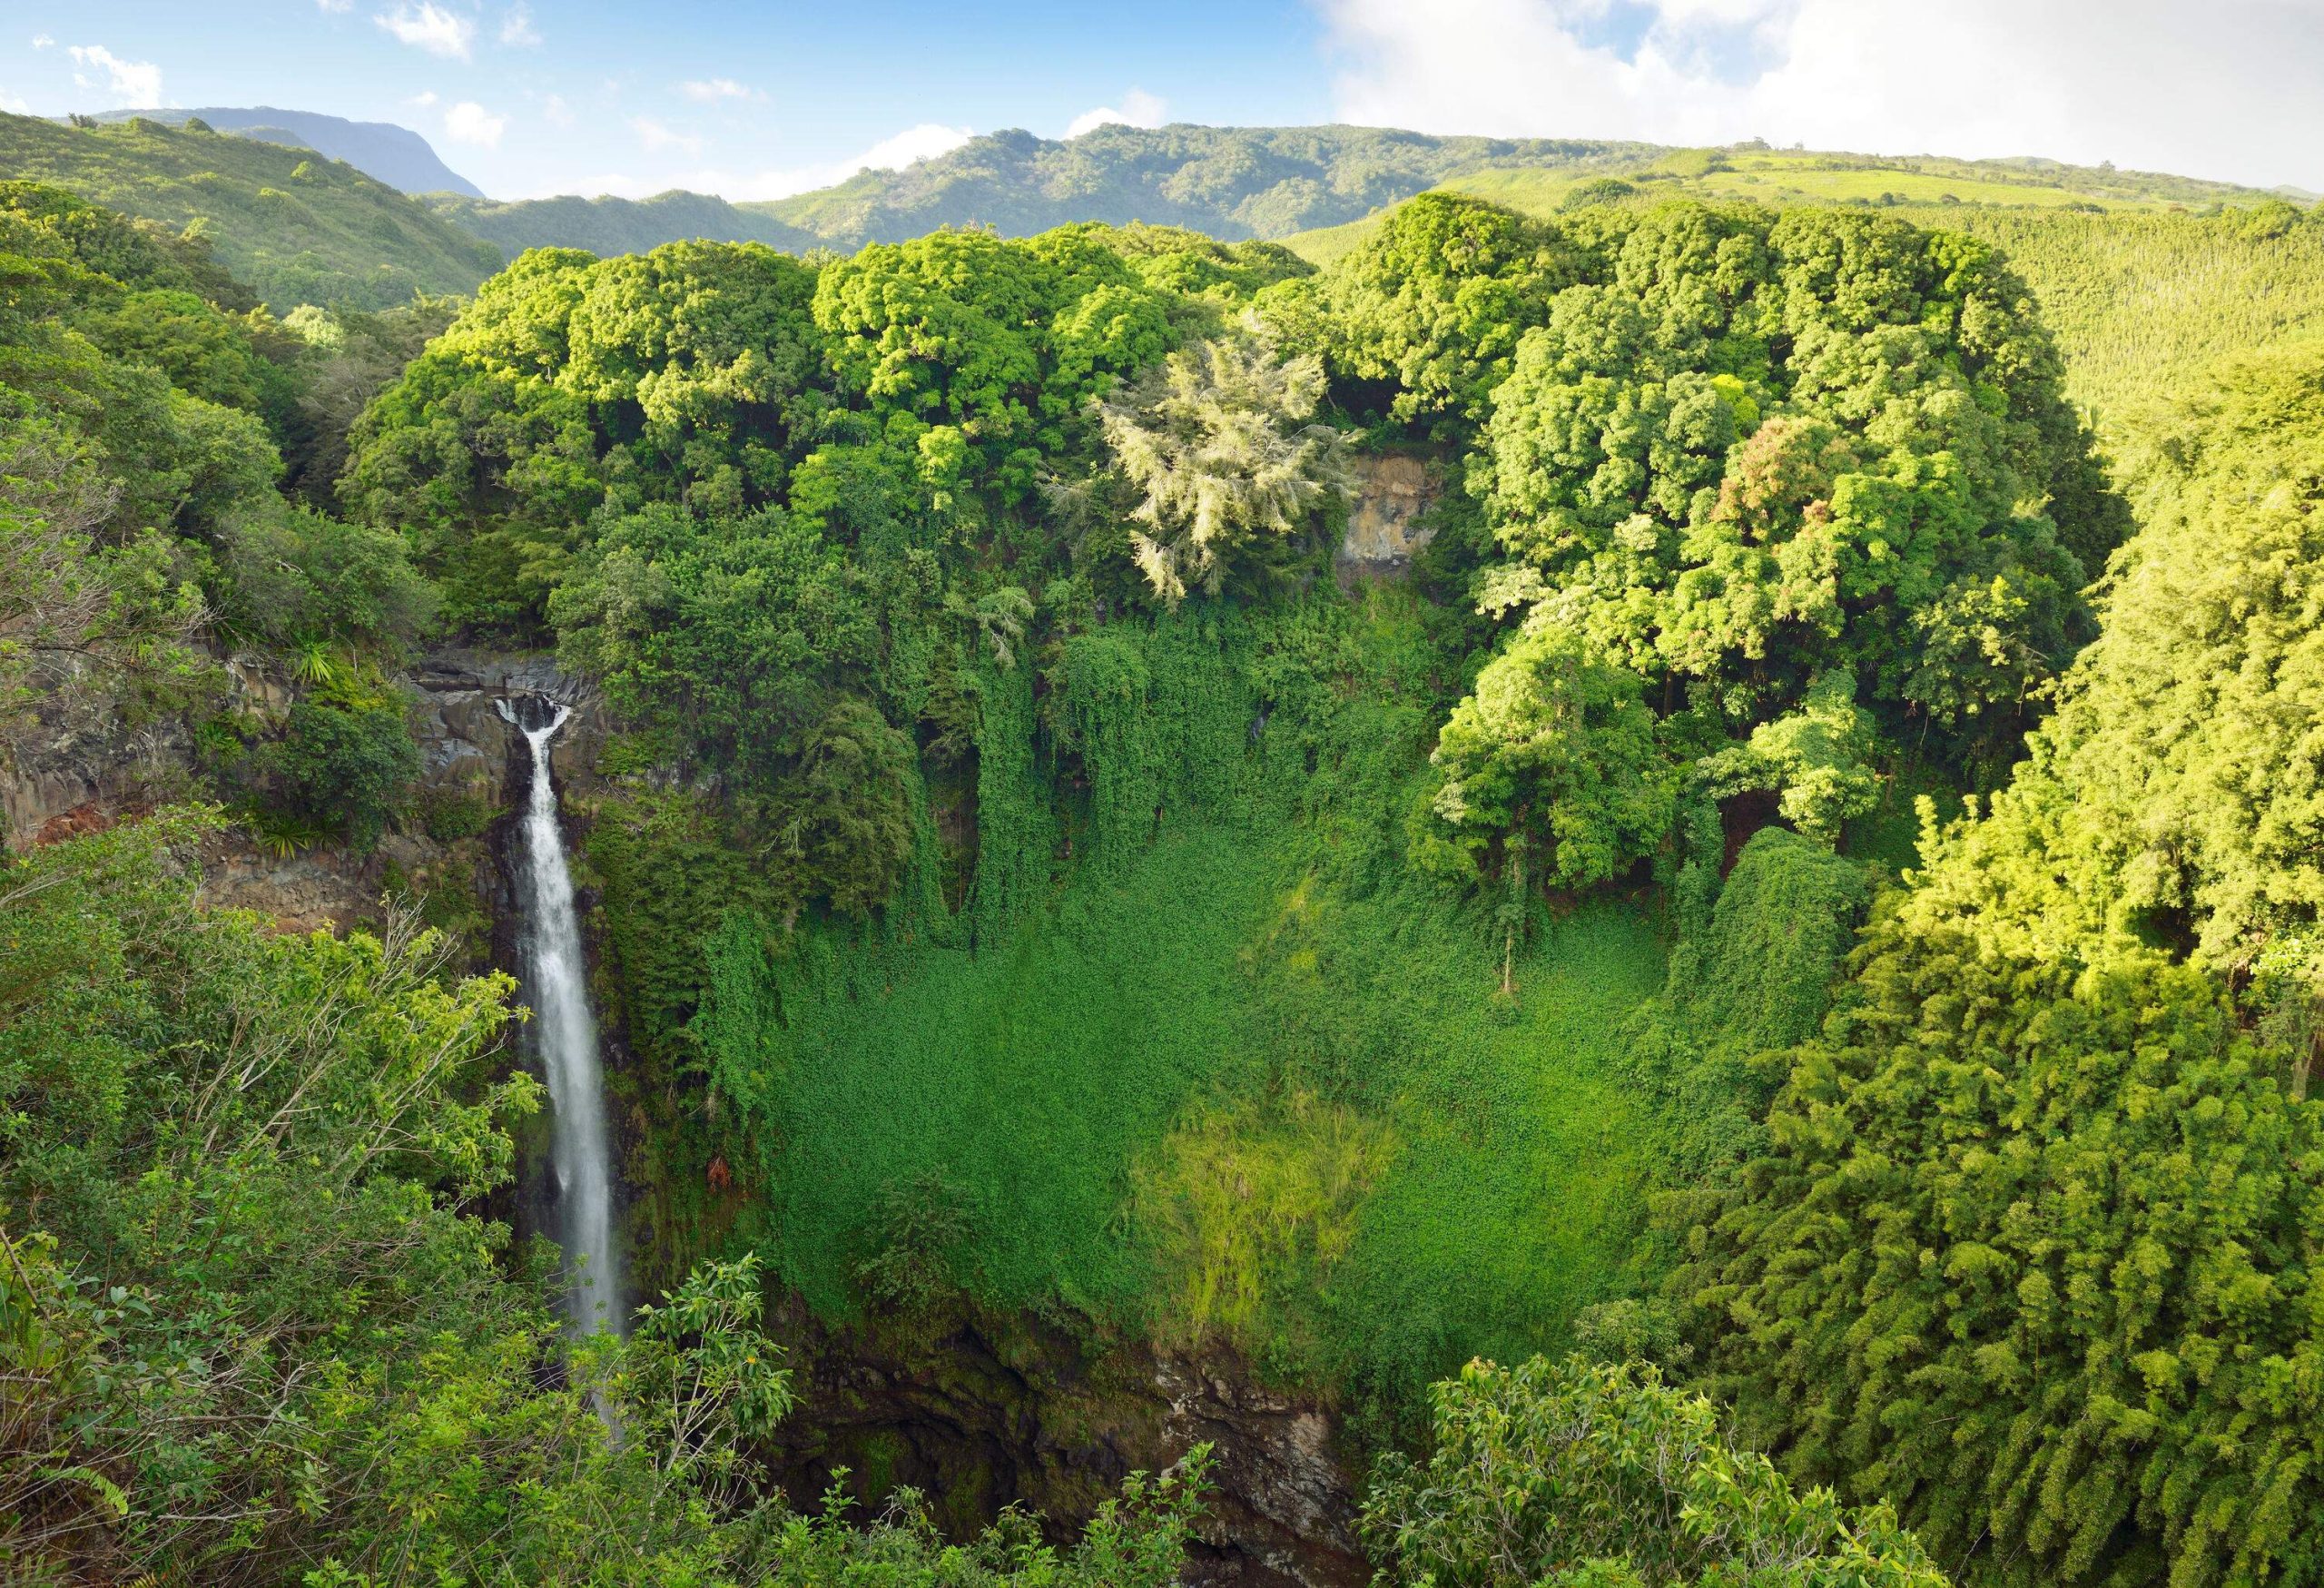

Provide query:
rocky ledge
left=763, top=1307, right=1366, bottom=1588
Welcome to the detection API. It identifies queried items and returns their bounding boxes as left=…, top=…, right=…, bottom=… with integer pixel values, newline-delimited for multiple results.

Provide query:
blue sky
left=7, top=2, right=2321, bottom=200
left=3, top=1, right=1339, bottom=198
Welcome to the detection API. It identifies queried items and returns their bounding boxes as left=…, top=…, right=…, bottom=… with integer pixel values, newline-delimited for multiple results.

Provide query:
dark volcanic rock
left=763, top=1307, right=1365, bottom=1588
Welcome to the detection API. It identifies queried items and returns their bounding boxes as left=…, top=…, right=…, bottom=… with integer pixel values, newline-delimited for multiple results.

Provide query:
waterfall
left=501, top=698, right=624, bottom=1337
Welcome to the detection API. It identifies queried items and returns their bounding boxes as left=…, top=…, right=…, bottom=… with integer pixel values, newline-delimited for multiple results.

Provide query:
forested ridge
left=0, top=109, right=502, bottom=311
left=85, top=106, right=489, bottom=200
left=436, top=127, right=2297, bottom=262
left=5, top=112, right=2324, bottom=1588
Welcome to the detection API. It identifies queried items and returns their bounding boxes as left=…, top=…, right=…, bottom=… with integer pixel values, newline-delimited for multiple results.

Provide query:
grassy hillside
left=447, top=123, right=1654, bottom=257
left=0, top=109, right=500, bottom=310
left=89, top=105, right=485, bottom=197
left=1285, top=144, right=2297, bottom=266
left=1285, top=147, right=2324, bottom=437
left=428, top=188, right=817, bottom=261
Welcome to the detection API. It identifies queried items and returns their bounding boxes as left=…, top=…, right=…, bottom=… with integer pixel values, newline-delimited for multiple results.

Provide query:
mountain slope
left=427, top=188, right=817, bottom=260
left=750, top=123, right=1657, bottom=245
left=90, top=105, right=484, bottom=197
left=444, top=123, right=1656, bottom=258
left=0, top=110, right=501, bottom=310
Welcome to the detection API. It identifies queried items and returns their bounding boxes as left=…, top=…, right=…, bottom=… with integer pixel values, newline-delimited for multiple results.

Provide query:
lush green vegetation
left=1669, top=337, right=2324, bottom=1588
left=1898, top=206, right=2324, bottom=435
left=13, top=114, right=2324, bottom=1588
left=0, top=816, right=1209, bottom=1581
left=309, top=192, right=2120, bottom=1492
left=1286, top=160, right=2324, bottom=464
left=428, top=189, right=819, bottom=261
left=88, top=106, right=488, bottom=199
left=0, top=169, right=1221, bottom=1584
left=0, top=109, right=500, bottom=310
left=1364, top=1356, right=1950, bottom=1585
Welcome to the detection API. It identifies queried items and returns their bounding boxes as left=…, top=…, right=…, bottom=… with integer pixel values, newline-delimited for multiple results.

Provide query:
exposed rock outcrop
left=406, top=648, right=605, bottom=799
left=1336, top=453, right=1440, bottom=587
left=764, top=1308, right=1365, bottom=1588
left=5, top=646, right=596, bottom=942
left=3, top=660, right=198, bottom=851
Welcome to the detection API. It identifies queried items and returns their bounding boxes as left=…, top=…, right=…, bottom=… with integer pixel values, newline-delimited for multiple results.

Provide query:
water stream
left=501, top=698, right=624, bottom=1337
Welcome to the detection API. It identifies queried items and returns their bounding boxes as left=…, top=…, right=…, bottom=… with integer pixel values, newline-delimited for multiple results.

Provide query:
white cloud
left=443, top=99, right=507, bottom=147
left=679, top=77, right=758, bottom=104
left=67, top=44, right=162, bottom=108
left=1319, top=0, right=2324, bottom=192
left=31, top=34, right=54, bottom=48
left=542, top=93, right=574, bottom=127
left=1065, top=87, right=1167, bottom=139
left=631, top=115, right=705, bottom=156
left=855, top=123, right=973, bottom=172
left=500, top=5, right=541, bottom=46
left=374, top=3, right=475, bottom=61
left=315, top=0, right=352, bottom=13
left=409, top=89, right=438, bottom=107
left=661, top=123, right=974, bottom=202
left=0, top=91, right=28, bottom=113
left=744, top=122, right=972, bottom=199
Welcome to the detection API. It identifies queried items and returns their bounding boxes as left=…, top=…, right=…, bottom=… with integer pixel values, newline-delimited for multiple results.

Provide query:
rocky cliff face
left=3, top=656, right=199, bottom=851
left=405, top=648, right=606, bottom=802
left=764, top=1307, right=1366, bottom=1588
left=3, top=646, right=601, bottom=932
left=1336, top=453, right=1441, bottom=587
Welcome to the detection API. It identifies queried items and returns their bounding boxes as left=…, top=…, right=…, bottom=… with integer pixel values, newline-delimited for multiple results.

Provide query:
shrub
left=264, top=683, right=419, bottom=847
left=1362, top=1356, right=1949, bottom=1587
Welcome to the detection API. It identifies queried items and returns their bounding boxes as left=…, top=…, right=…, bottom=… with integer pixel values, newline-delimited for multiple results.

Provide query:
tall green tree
left=1272, top=191, right=1580, bottom=431
left=1469, top=204, right=2102, bottom=758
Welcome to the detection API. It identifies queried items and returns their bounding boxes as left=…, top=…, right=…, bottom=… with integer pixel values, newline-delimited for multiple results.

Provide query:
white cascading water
left=501, top=699, right=624, bottom=1337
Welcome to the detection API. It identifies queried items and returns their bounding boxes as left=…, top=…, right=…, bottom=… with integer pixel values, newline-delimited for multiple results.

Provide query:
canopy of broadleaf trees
left=338, top=191, right=2120, bottom=923
left=0, top=178, right=461, bottom=849
left=19, top=158, right=2319, bottom=1588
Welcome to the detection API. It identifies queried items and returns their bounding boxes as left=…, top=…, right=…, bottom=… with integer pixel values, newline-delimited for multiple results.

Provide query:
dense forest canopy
left=1675, top=340, right=2324, bottom=1588
left=5, top=95, right=2323, bottom=1588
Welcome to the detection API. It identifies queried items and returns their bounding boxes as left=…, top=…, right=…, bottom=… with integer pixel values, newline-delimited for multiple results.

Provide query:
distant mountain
left=443, top=124, right=1658, bottom=260
left=90, top=106, right=483, bottom=197
left=1, top=111, right=501, bottom=310
left=427, top=189, right=817, bottom=261
left=416, top=124, right=2303, bottom=273
left=752, top=124, right=1657, bottom=245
